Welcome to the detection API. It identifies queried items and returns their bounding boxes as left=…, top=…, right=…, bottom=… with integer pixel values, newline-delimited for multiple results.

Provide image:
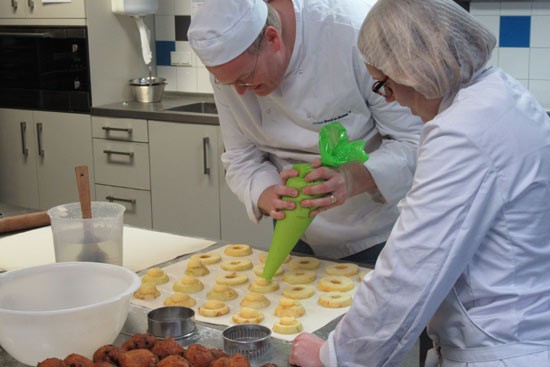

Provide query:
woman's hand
left=289, top=332, right=325, bottom=367
left=257, top=167, right=300, bottom=220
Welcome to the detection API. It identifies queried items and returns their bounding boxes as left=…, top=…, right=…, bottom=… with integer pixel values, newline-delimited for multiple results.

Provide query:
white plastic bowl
left=0, top=262, right=140, bottom=365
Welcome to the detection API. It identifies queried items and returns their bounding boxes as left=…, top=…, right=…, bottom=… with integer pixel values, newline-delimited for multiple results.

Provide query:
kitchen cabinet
left=0, top=108, right=94, bottom=210
left=92, top=116, right=152, bottom=228
left=0, top=0, right=85, bottom=20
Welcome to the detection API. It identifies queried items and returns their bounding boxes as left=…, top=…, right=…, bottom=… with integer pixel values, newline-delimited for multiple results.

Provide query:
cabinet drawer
left=95, top=184, right=152, bottom=229
left=92, top=116, right=148, bottom=142
left=93, top=139, right=150, bottom=190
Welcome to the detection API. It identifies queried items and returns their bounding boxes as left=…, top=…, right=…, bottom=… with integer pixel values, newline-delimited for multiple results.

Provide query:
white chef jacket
left=321, top=67, right=550, bottom=366
left=212, top=0, right=423, bottom=258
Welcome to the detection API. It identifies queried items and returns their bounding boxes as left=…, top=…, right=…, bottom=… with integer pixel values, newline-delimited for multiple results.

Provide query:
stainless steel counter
left=91, top=92, right=219, bottom=125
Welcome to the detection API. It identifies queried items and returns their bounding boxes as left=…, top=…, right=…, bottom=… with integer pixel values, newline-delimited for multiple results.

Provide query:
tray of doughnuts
left=131, top=245, right=372, bottom=341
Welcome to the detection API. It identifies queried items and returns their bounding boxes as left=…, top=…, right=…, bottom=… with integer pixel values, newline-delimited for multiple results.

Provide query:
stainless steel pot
left=129, top=76, right=167, bottom=103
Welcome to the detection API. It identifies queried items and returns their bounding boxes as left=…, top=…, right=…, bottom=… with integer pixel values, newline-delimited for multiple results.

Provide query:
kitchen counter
left=91, top=92, right=219, bottom=125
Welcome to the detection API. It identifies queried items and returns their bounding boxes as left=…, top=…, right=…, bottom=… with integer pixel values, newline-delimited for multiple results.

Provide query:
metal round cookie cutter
left=147, top=306, right=196, bottom=339
left=222, top=324, right=271, bottom=358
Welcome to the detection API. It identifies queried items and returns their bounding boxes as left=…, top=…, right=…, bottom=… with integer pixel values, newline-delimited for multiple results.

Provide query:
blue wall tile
left=156, top=41, right=175, bottom=66
left=500, top=16, right=531, bottom=48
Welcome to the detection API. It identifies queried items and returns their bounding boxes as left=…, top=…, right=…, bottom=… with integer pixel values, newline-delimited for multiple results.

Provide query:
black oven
left=0, top=26, right=91, bottom=113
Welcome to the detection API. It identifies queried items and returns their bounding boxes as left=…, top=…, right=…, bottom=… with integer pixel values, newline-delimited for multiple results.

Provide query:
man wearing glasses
left=188, top=0, right=422, bottom=265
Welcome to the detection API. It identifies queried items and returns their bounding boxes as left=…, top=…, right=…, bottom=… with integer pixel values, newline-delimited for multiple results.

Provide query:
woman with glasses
left=188, top=0, right=423, bottom=267
left=290, top=0, right=550, bottom=366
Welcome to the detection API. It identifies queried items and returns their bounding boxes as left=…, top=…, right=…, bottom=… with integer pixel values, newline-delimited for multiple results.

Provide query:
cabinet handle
left=36, top=122, right=44, bottom=157
left=103, top=149, right=134, bottom=157
left=106, top=195, right=136, bottom=205
left=203, top=137, right=210, bottom=175
left=20, top=122, right=28, bottom=156
left=102, top=126, right=133, bottom=134
left=11, top=0, right=17, bottom=11
left=27, top=0, right=33, bottom=10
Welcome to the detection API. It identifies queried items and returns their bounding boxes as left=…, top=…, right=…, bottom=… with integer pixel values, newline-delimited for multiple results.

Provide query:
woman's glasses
left=372, top=77, right=393, bottom=99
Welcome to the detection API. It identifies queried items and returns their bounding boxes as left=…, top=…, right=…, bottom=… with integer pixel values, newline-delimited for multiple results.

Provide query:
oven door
left=0, top=26, right=91, bottom=113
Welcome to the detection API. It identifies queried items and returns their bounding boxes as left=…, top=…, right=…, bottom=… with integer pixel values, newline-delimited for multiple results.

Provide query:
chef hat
left=188, top=0, right=268, bottom=67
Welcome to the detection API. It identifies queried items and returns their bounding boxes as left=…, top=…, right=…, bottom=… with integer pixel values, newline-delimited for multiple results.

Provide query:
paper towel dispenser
left=112, top=0, right=158, bottom=16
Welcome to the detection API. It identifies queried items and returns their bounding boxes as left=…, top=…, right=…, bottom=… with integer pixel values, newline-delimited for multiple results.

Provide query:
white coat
left=321, top=67, right=550, bottom=366
left=211, top=0, right=423, bottom=258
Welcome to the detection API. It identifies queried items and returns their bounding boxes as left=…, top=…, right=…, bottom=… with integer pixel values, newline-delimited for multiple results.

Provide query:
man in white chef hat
left=188, top=0, right=423, bottom=266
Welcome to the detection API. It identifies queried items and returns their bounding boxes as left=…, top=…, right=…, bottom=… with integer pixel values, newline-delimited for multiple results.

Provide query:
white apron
left=425, top=288, right=550, bottom=367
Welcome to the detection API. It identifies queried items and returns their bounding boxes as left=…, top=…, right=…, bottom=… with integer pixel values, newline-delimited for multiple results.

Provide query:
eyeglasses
left=214, top=52, right=260, bottom=88
left=372, top=77, right=393, bottom=99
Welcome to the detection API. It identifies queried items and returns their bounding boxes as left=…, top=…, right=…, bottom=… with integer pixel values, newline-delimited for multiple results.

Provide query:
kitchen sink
left=166, top=102, right=217, bottom=114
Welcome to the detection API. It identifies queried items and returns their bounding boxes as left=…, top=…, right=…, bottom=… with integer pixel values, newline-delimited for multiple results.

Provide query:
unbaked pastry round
left=220, top=258, right=253, bottom=271
left=318, top=291, right=352, bottom=308
left=163, top=292, right=196, bottom=307
left=184, top=258, right=210, bottom=276
left=274, top=297, right=305, bottom=318
left=198, top=300, right=230, bottom=317
left=189, top=252, right=222, bottom=265
left=258, top=252, right=291, bottom=264
left=287, top=256, right=321, bottom=270
left=223, top=244, right=252, bottom=257
left=141, top=267, right=169, bottom=285
left=240, top=292, right=270, bottom=309
left=253, top=263, right=284, bottom=277
left=215, top=272, right=249, bottom=286
left=282, top=284, right=315, bottom=300
left=283, top=270, right=317, bottom=284
left=324, top=263, right=359, bottom=277
left=206, top=284, right=238, bottom=301
left=317, top=275, right=354, bottom=292
left=232, top=307, right=264, bottom=324
left=273, top=317, right=303, bottom=334
left=134, top=282, right=160, bottom=300
left=172, top=275, right=204, bottom=293
left=248, top=277, right=280, bottom=293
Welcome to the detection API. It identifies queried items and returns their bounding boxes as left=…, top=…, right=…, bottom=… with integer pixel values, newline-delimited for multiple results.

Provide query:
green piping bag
left=262, top=122, right=369, bottom=280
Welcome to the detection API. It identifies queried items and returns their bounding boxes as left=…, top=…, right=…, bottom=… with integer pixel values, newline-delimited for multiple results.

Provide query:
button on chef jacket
left=321, top=67, right=550, bottom=366
left=211, top=0, right=423, bottom=259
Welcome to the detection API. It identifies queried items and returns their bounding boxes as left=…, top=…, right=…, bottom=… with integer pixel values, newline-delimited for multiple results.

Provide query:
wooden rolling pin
left=0, top=211, right=50, bottom=234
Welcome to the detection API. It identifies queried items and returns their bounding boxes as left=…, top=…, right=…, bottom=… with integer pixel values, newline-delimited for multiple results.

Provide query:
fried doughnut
left=150, top=337, right=185, bottom=359
left=287, top=256, right=321, bottom=270
left=63, top=353, right=94, bottom=367
left=184, top=258, right=210, bottom=276
left=134, top=282, right=161, bottom=300
left=141, top=267, right=169, bottom=285
left=121, top=333, right=157, bottom=351
left=220, top=258, right=253, bottom=271
left=223, top=244, right=252, bottom=257
left=324, top=263, right=359, bottom=277
left=198, top=300, right=230, bottom=317
left=317, top=275, right=354, bottom=292
left=37, top=358, right=66, bottom=367
left=206, top=284, right=239, bottom=301
left=210, top=353, right=250, bottom=367
left=252, top=263, right=283, bottom=277
left=358, top=269, right=373, bottom=281
left=273, top=316, right=303, bottom=334
left=215, top=271, right=249, bottom=286
left=282, top=270, right=317, bottom=284
left=282, top=284, right=315, bottom=299
left=94, top=362, right=116, bottom=367
left=172, top=275, right=204, bottom=293
left=157, top=355, right=192, bottom=367
left=232, top=307, right=264, bottom=324
left=210, top=348, right=228, bottom=360
left=93, top=344, right=123, bottom=364
left=259, top=252, right=291, bottom=264
left=274, top=297, right=306, bottom=318
left=318, top=291, right=353, bottom=308
left=118, top=349, right=158, bottom=367
left=183, top=344, right=215, bottom=367
left=189, top=252, right=222, bottom=265
left=163, top=292, right=196, bottom=307
left=247, top=277, right=280, bottom=293
left=240, top=292, right=271, bottom=309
